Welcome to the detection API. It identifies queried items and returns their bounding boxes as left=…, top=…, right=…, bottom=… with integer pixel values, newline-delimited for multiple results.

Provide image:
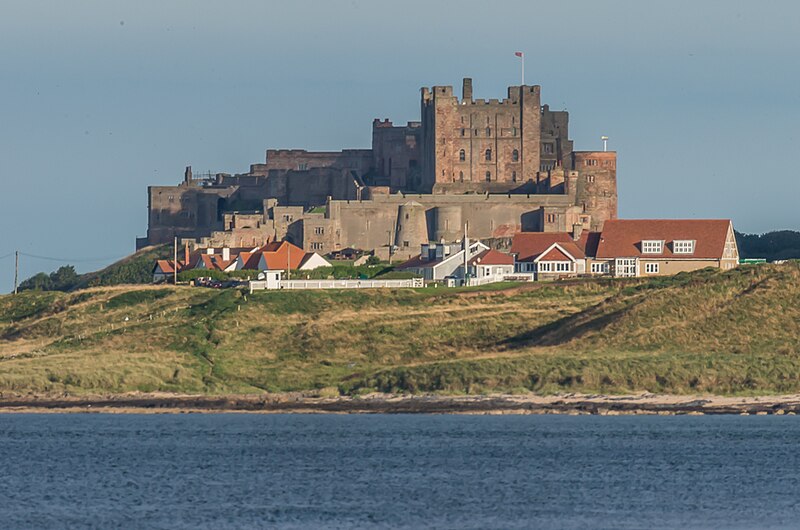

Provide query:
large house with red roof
left=510, top=219, right=739, bottom=280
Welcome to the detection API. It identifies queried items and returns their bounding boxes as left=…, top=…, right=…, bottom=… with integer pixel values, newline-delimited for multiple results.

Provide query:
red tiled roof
left=468, top=249, right=514, bottom=266
left=577, top=232, right=602, bottom=257
left=595, top=219, right=732, bottom=259
left=511, top=233, right=585, bottom=262
left=538, top=246, right=576, bottom=262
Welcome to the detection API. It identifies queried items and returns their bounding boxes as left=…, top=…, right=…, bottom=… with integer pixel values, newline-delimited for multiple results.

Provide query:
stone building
left=137, top=79, right=617, bottom=256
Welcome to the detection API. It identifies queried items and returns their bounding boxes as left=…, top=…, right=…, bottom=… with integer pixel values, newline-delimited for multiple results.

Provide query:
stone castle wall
left=139, top=78, right=618, bottom=252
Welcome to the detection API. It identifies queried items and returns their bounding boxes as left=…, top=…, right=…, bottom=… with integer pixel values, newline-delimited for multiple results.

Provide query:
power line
left=0, top=253, right=13, bottom=260
left=18, top=252, right=128, bottom=264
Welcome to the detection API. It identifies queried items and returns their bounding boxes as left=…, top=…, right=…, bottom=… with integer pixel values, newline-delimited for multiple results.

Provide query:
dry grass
left=1, top=264, right=798, bottom=396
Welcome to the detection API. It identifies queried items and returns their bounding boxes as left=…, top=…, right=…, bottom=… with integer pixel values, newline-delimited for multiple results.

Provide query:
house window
left=615, top=258, right=637, bottom=277
left=673, top=240, right=695, bottom=254
left=485, top=149, right=492, bottom=161
left=591, top=262, right=610, bottom=274
left=511, top=149, right=519, bottom=162
left=459, top=149, right=466, bottom=161
left=485, top=171, right=491, bottom=181
left=547, top=213, right=556, bottom=223
left=642, top=240, right=663, bottom=254
left=645, top=263, right=660, bottom=274
left=586, top=174, right=595, bottom=183
left=314, top=227, right=324, bottom=235
left=311, top=242, right=323, bottom=251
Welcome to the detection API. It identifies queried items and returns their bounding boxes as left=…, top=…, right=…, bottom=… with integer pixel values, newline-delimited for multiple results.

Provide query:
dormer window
left=673, top=240, right=695, bottom=254
left=642, top=240, right=663, bottom=254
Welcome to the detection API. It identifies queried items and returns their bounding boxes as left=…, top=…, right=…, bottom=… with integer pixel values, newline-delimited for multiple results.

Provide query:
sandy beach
left=1, top=392, right=800, bottom=415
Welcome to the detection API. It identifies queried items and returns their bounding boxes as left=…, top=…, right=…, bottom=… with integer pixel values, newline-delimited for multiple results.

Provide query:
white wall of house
left=299, top=253, right=332, bottom=270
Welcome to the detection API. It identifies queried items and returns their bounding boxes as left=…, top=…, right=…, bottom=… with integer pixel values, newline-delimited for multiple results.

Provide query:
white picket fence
left=249, top=277, right=423, bottom=292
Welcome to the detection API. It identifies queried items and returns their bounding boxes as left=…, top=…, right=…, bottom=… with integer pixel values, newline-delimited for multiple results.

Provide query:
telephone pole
left=13, top=251, right=19, bottom=295
left=173, top=237, right=178, bottom=285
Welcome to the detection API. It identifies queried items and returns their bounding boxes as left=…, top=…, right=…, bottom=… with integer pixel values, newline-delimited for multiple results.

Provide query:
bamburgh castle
left=138, top=78, right=617, bottom=259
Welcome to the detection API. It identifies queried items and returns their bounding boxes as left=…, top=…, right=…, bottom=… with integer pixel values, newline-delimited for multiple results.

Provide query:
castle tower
left=395, top=201, right=428, bottom=251
left=420, top=79, right=547, bottom=194
left=433, top=205, right=463, bottom=242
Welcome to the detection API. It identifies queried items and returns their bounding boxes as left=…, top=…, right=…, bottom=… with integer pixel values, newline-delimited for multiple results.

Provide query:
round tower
left=433, top=205, right=462, bottom=242
left=395, top=201, right=428, bottom=251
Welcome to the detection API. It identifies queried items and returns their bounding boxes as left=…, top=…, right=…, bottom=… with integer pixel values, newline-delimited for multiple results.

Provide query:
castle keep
left=138, top=79, right=617, bottom=258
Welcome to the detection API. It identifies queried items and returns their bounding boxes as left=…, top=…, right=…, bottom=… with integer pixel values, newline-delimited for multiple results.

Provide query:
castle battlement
left=139, top=77, right=616, bottom=253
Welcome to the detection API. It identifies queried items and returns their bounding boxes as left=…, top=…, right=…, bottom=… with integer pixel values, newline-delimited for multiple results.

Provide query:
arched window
left=459, top=149, right=466, bottom=162
left=485, top=149, right=492, bottom=161
left=511, top=149, right=519, bottom=162
left=485, top=127, right=491, bottom=136
left=485, top=171, right=491, bottom=181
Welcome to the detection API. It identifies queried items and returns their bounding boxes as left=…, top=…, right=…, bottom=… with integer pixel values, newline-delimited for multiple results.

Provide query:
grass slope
left=0, top=263, right=798, bottom=396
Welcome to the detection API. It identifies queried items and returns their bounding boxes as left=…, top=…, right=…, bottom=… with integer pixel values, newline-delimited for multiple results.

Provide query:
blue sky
left=1, top=0, right=798, bottom=290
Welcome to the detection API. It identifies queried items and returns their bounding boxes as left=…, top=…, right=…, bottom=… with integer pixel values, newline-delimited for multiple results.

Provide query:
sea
left=1, top=414, right=799, bottom=529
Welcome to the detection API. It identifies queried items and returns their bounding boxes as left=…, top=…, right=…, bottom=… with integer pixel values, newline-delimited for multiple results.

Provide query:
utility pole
left=13, top=251, right=19, bottom=295
left=287, top=242, right=291, bottom=280
left=173, top=236, right=178, bottom=285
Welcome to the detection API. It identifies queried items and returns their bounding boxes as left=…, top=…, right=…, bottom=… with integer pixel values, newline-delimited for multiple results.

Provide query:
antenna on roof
left=601, top=136, right=609, bottom=152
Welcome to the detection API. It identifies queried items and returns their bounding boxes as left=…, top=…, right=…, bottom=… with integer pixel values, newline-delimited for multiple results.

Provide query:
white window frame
left=615, top=258, right=637, bottom=277
left=591, top=262, right=610, bottom=274
left=641, top=240, right=663, bottom=254
left=645, top=262, right=659, bottom=274
left=673, top=240, right=695, bottom=254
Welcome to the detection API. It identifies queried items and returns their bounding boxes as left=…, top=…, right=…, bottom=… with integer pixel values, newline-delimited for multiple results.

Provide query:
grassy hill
left=0, top=263, right=798, bottom=396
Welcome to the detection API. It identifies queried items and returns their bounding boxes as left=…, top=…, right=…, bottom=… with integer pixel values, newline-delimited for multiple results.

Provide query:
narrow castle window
left=485, top=171, right=491, bottom=181
left=586, top=175, right=596, bottom=183
left=486, top=127, right=491, bottom=136
left=461, top=128, right=466, bottom=137
left=547, top=214, right=556, bottom=223
left=512, top=171, right=517, bottom=182
left=459, top=149, right=466, bottom=161
left=511, top=149, right=519, bottom=162
left=485, top=149, right=492, bottom=161
left=459, top=171, right=464, bottom=182
left=512, top=127, right=517, bottom=136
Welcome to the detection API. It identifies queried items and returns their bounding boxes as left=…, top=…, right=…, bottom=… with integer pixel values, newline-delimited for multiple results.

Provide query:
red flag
left=514, top=51, right=524, bottom=57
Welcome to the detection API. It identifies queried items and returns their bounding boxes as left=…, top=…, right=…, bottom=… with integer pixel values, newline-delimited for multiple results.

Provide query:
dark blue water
left=1, top=414, right=799, bottom=529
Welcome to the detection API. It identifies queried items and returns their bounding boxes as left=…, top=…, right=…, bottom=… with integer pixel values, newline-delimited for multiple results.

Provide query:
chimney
left=572, top=223, right=583, bottom=241
left=206, top=248, right=214, bottom=255
left=462, top=78, right=473, bottom=102
left=222, top=247, right=230, bottom=261
left=184, top=241, right=189, bottom=267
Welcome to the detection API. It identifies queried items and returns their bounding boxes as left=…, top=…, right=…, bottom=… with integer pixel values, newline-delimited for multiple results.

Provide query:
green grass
left=0, top=263, right=798, bottom=396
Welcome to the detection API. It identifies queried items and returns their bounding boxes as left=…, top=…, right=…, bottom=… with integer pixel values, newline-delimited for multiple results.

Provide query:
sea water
left=1, top=414, right=799, bottom=529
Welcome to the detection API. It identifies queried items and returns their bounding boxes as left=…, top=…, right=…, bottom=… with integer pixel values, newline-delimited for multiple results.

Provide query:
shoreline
left=2, top=392, right=800, bottom=415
